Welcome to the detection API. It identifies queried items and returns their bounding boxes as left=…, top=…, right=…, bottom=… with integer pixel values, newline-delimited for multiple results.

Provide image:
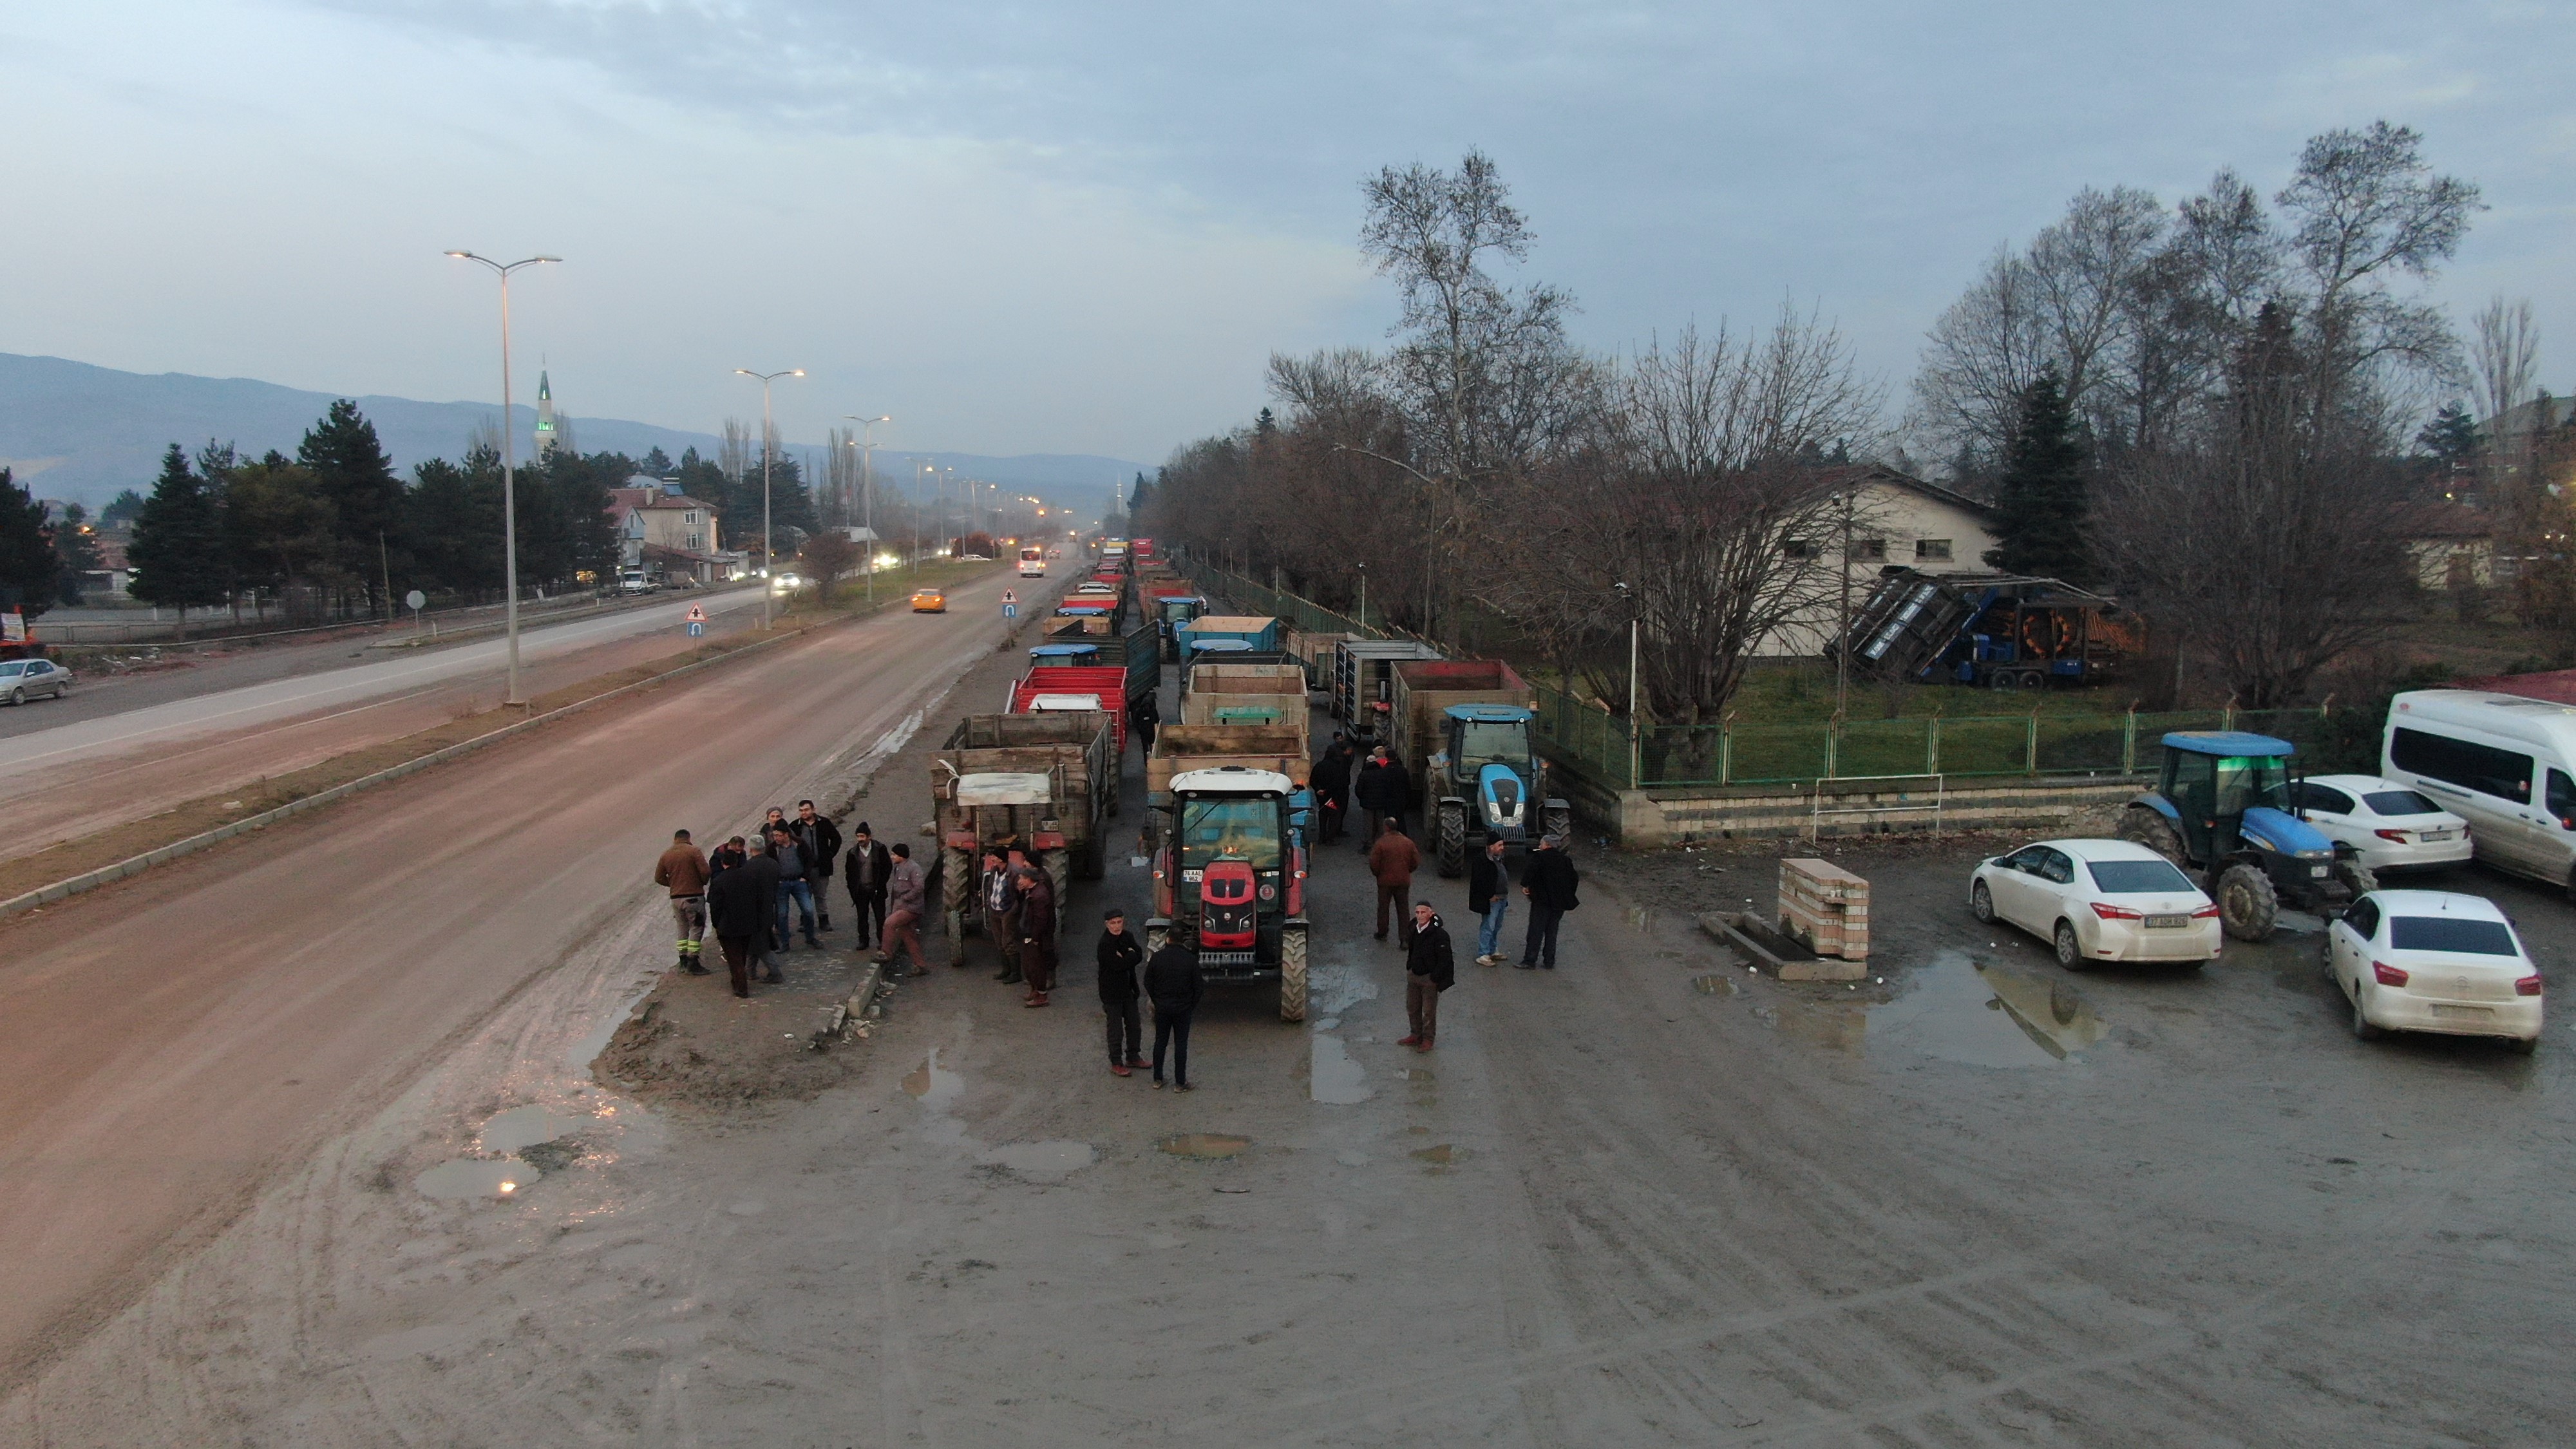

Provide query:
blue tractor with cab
left=1428, top=703, right=1573, bottom=876
left=2117, top=732, right=2375, bottom=942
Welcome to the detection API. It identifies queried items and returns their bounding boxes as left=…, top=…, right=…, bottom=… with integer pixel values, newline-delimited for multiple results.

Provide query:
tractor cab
left=1443, top=704, right=1542, bottom=843
left=1150, top=766, right=1312, bottom=1020
left=2119, top=732, right=2366, bottom=941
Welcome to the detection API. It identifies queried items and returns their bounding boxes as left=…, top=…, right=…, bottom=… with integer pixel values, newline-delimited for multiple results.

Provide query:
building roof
left=1814, top=462, right=1993, bottom=516
left=2403, top=501, right=2494, bottom=542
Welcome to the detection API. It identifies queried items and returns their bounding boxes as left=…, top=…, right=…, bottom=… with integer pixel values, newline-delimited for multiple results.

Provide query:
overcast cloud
left=4, top=0, right=2569, bottom=466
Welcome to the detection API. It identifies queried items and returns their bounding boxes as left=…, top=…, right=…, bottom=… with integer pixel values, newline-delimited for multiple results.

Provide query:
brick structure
left=1778, top=858, right=1869, bottom=962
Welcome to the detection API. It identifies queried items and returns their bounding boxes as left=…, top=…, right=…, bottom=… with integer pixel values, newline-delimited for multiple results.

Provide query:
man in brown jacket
left=653, top=829, right=712, bottom=975
left=1367, top=817, right=1421, bottom=943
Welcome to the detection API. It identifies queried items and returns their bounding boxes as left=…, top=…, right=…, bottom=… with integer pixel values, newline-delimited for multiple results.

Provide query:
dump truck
left=1333, top=638, right=1444, bottom=739
left=1147, top=764, right=1312, bottom=1021
left=933, top=711, right=1119, bottom=945
left=1827, top=568, right=2137, bottom=691
left=1384, top=659, right=1573, bottom=875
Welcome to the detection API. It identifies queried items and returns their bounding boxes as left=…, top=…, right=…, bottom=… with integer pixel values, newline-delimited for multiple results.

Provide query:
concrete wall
left=1556, top=765, right=2141, bottom=848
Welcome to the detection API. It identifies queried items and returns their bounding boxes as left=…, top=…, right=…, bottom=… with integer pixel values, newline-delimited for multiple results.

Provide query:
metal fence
left=1171, top=558, right=1397, bottom=641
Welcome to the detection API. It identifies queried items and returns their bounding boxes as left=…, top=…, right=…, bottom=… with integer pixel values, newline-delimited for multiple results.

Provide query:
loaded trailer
left=1383, top=658, right=1571, bottom=875
left=933, top=711, right=1119, bottom=945
left=1826, top=568, right=2137, bottom=692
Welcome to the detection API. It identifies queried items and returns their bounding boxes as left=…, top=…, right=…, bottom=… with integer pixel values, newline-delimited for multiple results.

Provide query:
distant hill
left=0, top=353, right=1148, bottom=514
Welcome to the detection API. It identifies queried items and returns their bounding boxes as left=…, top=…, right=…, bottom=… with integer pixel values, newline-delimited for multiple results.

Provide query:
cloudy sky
left=5, top=1, right=2570, bottom=464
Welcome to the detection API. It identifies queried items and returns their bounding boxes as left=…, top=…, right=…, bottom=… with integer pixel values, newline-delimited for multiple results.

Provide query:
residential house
left=2405, top=501, right=2497, bottom=591
left=606, top=480, right=725, bottom=584
left=1761, top=465, right=2003, bottom=656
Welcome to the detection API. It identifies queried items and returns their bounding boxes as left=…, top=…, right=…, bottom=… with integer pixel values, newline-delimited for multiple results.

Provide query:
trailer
left=933, top=711, right=1119, bottom=945
left=1332, top=638, right=1444, bottom=740
left=1180, top=662, right=1311, bottom=751
left=1179, top=614, right=1283, bottom=664
left=1039, top=614, right=1160, bottom=705
left=1284, top=629, right=1351, bottom=691
left=1828, top=569, right=2136, bottom=691
left=1010, top=665, right=1133, bottom=751
left=1384, top=659, right=1532, bottom=801
left=1147, top=724, right=1312, bottom=804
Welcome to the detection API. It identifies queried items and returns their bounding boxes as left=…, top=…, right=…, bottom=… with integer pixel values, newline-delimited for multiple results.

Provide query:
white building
left=1760, top=465, right=2002, bottom=656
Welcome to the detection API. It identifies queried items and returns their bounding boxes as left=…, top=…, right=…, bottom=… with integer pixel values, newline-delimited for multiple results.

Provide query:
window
left=2344, top=898, right=2379, bottom=938
left=2293, top=782, right=2357, bottom=816
left=1848, top=538, right=1887, bottom=562
left=2550, top=770, right=2576, bottom=829
left=688, top=532, right=704, bottom=550
left=2388, top=916, right=2519, bottom=956
left=684, top=510, right=700, bottom=524
left=2036, top=848, right=2074, bottom=885
left=1783, top=538, right=1818, bottom=560
left=2362, top=789, right=2439, bottom=817
left=1177, top=797, right=1282, bottom=869
left=2002, top=845, right=2050, bottom=873
left=1915, top=538, right=1953, bottom=562
left=2087, top=858, right=2195, bottom=894
left=2391, top=726, right=2533, bottom=804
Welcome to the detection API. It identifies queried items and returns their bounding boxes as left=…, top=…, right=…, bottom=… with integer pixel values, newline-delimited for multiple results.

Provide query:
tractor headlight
left=2297, top=849, right=2331, bottom=860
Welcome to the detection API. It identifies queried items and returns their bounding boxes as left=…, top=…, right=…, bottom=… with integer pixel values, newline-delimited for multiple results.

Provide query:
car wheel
left=2351, top=988, right=2384, bottom=1041
left=2505, top=1034, right=2538, bottom=1056
left=2053, top=919, right=2085, bottom=970
left=1971, top=880, right=1996, bottom=923
left=5, top=688, right=21, bottom=706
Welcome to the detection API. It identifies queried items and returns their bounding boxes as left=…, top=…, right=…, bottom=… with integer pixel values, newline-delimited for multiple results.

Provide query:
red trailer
left=1010, top=665, right=1131, bottom=751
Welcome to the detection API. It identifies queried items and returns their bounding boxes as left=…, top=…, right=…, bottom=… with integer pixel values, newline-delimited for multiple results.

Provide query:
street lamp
left=444, top=249, right=559, bottom=705
left=846, top=414, right=889, bottom=600
left=734, top=368, right=804, bottom=627
left=1615, top=581, right=1642, bottom=788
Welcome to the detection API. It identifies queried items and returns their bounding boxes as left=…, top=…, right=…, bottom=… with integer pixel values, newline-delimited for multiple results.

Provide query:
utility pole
left=443, top=250, right=558, bottom=705
left=1833, top=488, right=1855, bottom=723
left=735, top=368, right=804, bottom=627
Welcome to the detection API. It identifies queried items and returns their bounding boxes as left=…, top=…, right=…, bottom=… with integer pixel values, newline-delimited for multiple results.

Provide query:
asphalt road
left=0, top=565, right=1030, bottom=1396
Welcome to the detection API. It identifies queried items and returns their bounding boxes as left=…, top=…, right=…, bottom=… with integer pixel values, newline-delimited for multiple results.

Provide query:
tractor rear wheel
left=2117, top=807, right=2186, bottom=868
left=1542, top=801, right=1574, bottom=842
left=2217, top=862, right=2278, bottom=942
left=1277, top=922, right=1309, bottom=1023
left=1435, top=801, right=1468, bottom=878
left=2334, top=857, right=2377, bottom=901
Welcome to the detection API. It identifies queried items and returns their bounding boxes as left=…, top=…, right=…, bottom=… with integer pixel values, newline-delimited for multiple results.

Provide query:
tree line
left=1139, top=122, right=2494, bottom=726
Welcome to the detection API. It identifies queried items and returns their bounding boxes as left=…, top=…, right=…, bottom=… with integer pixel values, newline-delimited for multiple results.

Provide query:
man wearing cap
left=843, top=820, right=893, bottom=954
left=1097, top=908, right=1147, bottom=1075
left=1517, top=833, right=1581, bottom=970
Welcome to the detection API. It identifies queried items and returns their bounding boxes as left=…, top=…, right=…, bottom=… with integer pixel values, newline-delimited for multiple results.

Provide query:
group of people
left=653, top=801, right=930, bottom=999
left=1305, top=736, right=1410, bottom=848
left=971, top=845, right=1063, bottom=1007
left=1092, top=909, right=1207, bottom=1088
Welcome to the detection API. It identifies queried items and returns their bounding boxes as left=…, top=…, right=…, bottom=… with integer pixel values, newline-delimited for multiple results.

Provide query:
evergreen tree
left=53, top=503, right=102, bottom=605
left=641, top=445, right=674, bottom=475
left=127, top=445, right=231, bottom=616
left=100, top=488, right=147, bottom=530
left=298, top=400, right=404, bottom=611
left=0, top=468, right=57, bottom=620
left=405, top=447, right=505, bottom=596
left=2416, top=403, right=2478, bottom=464
left=223, top=454, right=337, bottom=597
left=1127, top=470, right=1155, bottom=518
left=1982, top=371, right=2092, bottom=583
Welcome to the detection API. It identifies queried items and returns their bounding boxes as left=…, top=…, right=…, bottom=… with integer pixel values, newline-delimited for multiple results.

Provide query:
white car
left=2324, top=890, right=2542, bottom=1053
left=2280, top=775, right=2472, bottom=875
left=1970, top=838, right=2221, bottom=969
left=0, top=657, right=71, bottom=705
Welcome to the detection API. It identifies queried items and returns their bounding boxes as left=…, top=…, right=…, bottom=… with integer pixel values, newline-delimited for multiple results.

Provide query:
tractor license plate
left=2145, top=914, right=2190, bottom=929
left=2309, top=865, right=2331, bottom=878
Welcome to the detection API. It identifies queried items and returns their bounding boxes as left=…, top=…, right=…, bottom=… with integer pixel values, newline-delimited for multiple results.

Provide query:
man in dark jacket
left=1097, top=908, right=1147, bottom=1076
left=748, top=834, right=786, bottom=982
left=790, top=800, right=842, bottom=933
left=1466, top=837, right=1511, bottom=966
left=1518, top=833, right=1581, bottom=970
left=1017, top=865, right=1058, bottom=1007
left=1310, top=736, right=1354, bottom=845
left=1354, top=746, right=1409, bottom=853
left=1143, top=923, right=1204, bottom=1091
left=1130, top=690, right=1160, bottom=759
left=1399, top=902, right=1455, bottom=1050
left=981, top=848, right=1023, bottom=984
left=842, top=821, right=893, bottom=953
left=706, top=851, right=767, bottom=998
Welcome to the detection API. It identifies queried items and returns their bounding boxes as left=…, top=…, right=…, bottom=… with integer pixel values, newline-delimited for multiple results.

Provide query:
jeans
left=1477, top=897, right=1509, bottom=960
left=777, top=879, right=818, bottom=944
left=1153, top=1010, right=1193, bottom=1085
left=1520, top=902, right=1566, bottom=967
left=1105, top=997, right=1142, bottom=1064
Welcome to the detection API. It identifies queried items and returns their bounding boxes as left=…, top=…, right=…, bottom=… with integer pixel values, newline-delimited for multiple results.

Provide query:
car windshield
left=2086, top=859, right=2195, bottom=895
left=2388, top=916, right=2518, bottom=956
left=1454, top=720, right=1528, bottom=772
left=2363, top=790, right=2441, bottom=817
left=1178, top=797, right=1282, bottom=870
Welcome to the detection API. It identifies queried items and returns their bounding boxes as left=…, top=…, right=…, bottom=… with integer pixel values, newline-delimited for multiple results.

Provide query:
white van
left=2383, top=690, right=2576, bottom=893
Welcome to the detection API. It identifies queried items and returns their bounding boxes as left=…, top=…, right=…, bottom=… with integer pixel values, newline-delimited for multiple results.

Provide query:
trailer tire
left=1435, top=801, right=1468, bottom=878
left=1542, top=800, right=1573, bottom=842
left=1985, top=669, right=2017, bottom=692
left=1278, top=922, right=1309, bottom=1023
left=2117, top=807, right=2187, bottom=869
left=2217, top=862, right=2278, bottom=942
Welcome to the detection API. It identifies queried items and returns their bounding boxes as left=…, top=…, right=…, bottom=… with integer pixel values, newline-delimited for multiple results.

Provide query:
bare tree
left=718, top=418, right=752, bottom=485
left=2472, top=296, right=2540, bottom=435
left=2276, top=120, right=2483, bottom=397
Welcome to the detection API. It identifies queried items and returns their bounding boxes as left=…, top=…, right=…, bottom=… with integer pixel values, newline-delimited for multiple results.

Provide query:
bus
left=1018, top=545, right=1048, bottom=578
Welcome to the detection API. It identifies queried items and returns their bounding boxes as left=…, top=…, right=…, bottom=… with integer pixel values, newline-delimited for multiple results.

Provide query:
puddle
left=1310, top=1036, right=1372, bottom=1104
left=903, top=1048, right=964, bottom=1108
left=1307, top=961, right=1380, bottom=1017
left=1158, top=1133, right=1251, bottom=1159
left=1754, top=999, right=1866, bottom=1050
left=478, top=1105, right=586, bottom=1155
left=1412, top=1144, right=1469, bottom=1166
left=979, top=1141, right=1097, bottom=1177
left=1867, top=951, right=2105, bottom=1066
left=1396, top=1067, right=1435, bottom=1082
left=414, top=1158, right=536, bottom=1200
left=1692, top=974, right=1741, bottom=996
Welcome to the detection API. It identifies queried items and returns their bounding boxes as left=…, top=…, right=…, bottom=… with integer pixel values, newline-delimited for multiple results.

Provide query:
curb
left=1, top=616, right=843, bottom=921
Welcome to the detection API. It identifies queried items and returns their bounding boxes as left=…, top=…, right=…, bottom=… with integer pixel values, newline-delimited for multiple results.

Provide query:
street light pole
left=846, top=415, right=889, bottom=601
left=1833, top=488, right=1855, bottom=723
left=735, top=368, right=804, bottom=628
left=1615, top=581, right=1641, bottom=788
left=444, top=250, right=559, bottom=706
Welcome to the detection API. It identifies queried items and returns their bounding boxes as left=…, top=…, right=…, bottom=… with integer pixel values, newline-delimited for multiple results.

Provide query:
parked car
left=1970, top=838, right=2221, bottom=969
left=910, top=588, right=947, bottom=614
left=2383, top=690, right=2576, bottom=893
left=2323, top=889, right=2542, bottom=1053
left=0, top=657, right=71, bottom=705
left=2277, top=774, right=2473, bottom=875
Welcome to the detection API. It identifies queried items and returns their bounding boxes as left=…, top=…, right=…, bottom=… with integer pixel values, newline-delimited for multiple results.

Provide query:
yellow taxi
left=909, top=587, right=947, bottom=613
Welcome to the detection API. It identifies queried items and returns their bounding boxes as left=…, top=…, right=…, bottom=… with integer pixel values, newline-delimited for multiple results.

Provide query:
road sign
left=685, top=603, right=708, bottom=638
left=1001, top=587, right=1019, bottom=619
left=403, top=589, right=426, bottom=611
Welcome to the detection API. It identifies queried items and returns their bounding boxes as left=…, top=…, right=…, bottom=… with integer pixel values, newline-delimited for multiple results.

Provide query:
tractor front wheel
left=1435, top=801, right=1468, bottom=878
left=1277, top=922, right=1309, bottom=1023
left=2117, top=807, right=2187, bottom=869
left=2217, top=862, right=2278, bottom=942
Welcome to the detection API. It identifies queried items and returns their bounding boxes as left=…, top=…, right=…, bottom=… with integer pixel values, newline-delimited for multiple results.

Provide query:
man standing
left=1467, top=837, right=1511, bottom=967
left=1017, top=864, right=1057, bottom=1007
left=747, top=833, right=786, bottom=983
left=1311, top=735, right=1354, bottom=846
left=1097, top=908, right=1146, bottom=1076
left=843, top=821, right=893, bottom=954
left=882, top=842, right=929, bottom=976
left=768, top=826, right=818, bottom=951
left=790, top=800, right=842, bottom=933
left=1398, top=901, right=1455, bottom=1050
left=1130, top=690, right=1160, bottom=760
left=706, top=845, right=765, bottom=999
left=654, top=828, right=712, bottom=976
left=981, top=848, right=1023, bottom=985
left=1355, top=745, right=1409, bottom=851
left=1144, top=922, right=1203, bottom=1091
left=1367, top=816, right=1421, bottom=943
left=1518, top=833, right=1581, bottom=970
left=709, top=834, right=748, bottom=876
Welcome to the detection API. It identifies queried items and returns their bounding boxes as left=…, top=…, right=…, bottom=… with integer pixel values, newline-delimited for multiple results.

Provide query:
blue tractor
left=1429, top=704, right=1573, bottom=877
left=2116, top=732, right=2375, bottom=942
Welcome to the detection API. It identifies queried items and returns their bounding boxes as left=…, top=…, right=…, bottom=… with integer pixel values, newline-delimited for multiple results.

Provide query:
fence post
left=2222, top=694, right=2238, bottom=733
left=1825, top=716, right=1841, bottom=781
left=1926, top=712, right=1942, bottom=776
left=1628, top=712, right=1641, bottom=791
left=2025, top=712, right=2040, bottom=775
left=2122, top=706, right=2137, bottom=774
left=1719, top=715, right=1733, bottom=786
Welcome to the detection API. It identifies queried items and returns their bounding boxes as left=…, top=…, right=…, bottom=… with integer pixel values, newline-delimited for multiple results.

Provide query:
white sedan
left=0, top=657, right=72, bottom=705
left=2282, top=775, right=2472, bottom=875
left=2324, top=889, right=2542, bottom=1053
left=1970, top=838, right=2221, bottom=969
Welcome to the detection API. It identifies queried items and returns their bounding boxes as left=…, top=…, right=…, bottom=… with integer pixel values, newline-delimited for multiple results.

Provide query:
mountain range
left=0, top=352, right=1150, bottom=514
